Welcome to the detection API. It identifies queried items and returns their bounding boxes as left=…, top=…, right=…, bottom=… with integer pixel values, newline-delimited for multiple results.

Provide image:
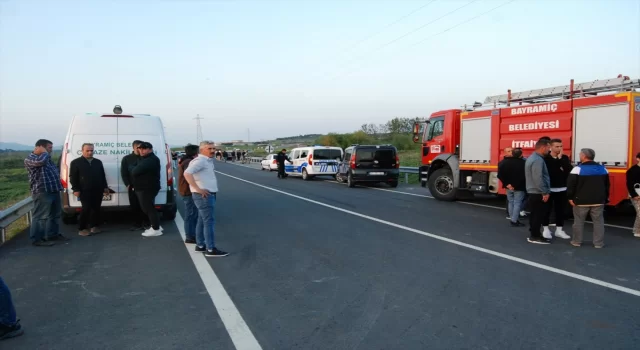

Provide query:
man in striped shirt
left=24, top=139, right=69, bottom=246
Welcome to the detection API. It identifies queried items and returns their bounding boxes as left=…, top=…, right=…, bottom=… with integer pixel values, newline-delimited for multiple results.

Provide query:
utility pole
left=194, top=114, right=204, bottom=144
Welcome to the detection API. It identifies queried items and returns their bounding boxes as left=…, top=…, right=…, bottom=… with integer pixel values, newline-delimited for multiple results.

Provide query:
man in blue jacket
left=567, top=148, right=609, bottom=248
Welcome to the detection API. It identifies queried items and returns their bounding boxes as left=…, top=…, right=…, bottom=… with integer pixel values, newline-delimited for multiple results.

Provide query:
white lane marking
left=216, top=170, right=640, bottom=298
left=222, top=162, right=634, bottom=230
left=175, top=212, right=263, bottom=350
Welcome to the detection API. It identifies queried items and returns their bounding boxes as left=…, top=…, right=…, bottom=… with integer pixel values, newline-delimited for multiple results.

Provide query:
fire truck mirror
left=413, top=134, right=420, bottom=143
left=413, top=123, right=420, bottom=134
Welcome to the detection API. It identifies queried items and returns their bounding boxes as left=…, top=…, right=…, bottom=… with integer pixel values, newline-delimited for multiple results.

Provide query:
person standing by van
left=178, top=144, right=200, bottom=244
left=131, top=142, right=163, bottom=237
left=183, top=141, right=228, bottom=257
left=24, top=139, right=67, bottom=246
left=120, top=140, right=148, bottom=231
left=70, top=143, right=110, bottom=236
left=276, top=149, right=291, bottom=179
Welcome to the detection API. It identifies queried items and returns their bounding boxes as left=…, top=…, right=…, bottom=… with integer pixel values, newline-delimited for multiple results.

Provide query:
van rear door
left=117, top=117, right=168, bottom=205
left=67, top=117, right=119, bottom=208
left=355, top=147, right=396, bottom=170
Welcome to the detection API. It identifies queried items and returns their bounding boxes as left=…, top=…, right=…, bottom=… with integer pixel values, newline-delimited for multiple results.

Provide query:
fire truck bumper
left=418, top=165, right=430, bottom=187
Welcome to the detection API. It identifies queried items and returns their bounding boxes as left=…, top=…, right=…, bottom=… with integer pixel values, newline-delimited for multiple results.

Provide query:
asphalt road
left=1, top=160, right=639, bottom=350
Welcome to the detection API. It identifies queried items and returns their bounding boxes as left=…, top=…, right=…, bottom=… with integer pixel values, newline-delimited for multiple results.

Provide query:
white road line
left=222, top=162, right=634, bottom=230
left=174, top=212, right=263, bottom=350
left=216, top=170, right=640, bottom=298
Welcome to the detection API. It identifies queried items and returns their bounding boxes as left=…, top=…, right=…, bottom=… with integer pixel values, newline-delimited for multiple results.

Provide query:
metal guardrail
left=399, top=166, right=419, bottom=183
left=0, top=197, right=34, bottom=244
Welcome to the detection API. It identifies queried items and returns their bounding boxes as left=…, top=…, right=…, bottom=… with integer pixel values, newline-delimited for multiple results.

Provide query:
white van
left=59, top=109, right=177, bottom=224
left=285, top=146, right=343, bottom=180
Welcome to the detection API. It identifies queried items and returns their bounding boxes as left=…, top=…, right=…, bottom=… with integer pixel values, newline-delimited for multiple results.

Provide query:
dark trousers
left=128, top=187, right=148, bottom=226
left=528, top=193, right=549, bottom=238
left=543, top=191, right=567, bottom=227
left=277, top=163, right=287, bottom=178
left=136, top=189, right=160, bottom=230
left=78, top=190, right=103, bottom=230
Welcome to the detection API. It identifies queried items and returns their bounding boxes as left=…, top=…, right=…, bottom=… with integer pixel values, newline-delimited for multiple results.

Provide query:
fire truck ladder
left=484, top=75, right=640, bottom=105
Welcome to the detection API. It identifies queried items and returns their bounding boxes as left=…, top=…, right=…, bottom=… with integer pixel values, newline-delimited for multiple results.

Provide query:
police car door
left=288, top=150, right=301, bottom=174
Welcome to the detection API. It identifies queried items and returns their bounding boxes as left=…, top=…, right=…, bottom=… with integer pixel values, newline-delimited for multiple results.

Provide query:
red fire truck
left=411, top=75, right=640, bottom=207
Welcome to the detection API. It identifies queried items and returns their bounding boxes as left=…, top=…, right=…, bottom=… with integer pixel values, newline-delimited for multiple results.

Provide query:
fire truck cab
left=413, top=75, right=640, bottom=207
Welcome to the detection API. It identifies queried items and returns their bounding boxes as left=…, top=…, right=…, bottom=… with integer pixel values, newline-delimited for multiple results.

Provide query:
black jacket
left=120, top=152, right=140, bottom=187
left=566, top=161, right=610, bottom=205
left=69, top=157, right=108, bottom=192
left=544, top=154, right=572, bottom=188
left=626, top=164, right=640, bottom=198
left=275, top=152, right=290, bottom=165
left=131, top=153, right=161, bottom=191
left=497, top=157, right=526, bottom=191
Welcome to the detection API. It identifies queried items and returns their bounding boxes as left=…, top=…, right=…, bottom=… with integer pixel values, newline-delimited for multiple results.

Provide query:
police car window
left=313, top=149, right=342, bottom=160
left=300, top=151, right=308, bottom=158
left=292, top=150, right=300, bottom=159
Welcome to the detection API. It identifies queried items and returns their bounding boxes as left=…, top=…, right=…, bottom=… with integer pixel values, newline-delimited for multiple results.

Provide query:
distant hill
left=0, top=142, right=63, bottom=151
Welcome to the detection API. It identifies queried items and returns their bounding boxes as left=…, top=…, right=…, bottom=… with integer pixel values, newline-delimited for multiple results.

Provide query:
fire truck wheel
left=428, top=168, right=456, bottom=201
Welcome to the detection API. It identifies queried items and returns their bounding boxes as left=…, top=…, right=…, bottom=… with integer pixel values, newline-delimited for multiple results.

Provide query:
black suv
left=336, top=144, right=400, bottom=188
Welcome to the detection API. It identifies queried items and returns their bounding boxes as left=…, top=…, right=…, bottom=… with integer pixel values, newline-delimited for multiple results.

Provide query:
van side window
left=292, top=150, right=300, bottom=159
left=300, top=151, right=307, bottom=158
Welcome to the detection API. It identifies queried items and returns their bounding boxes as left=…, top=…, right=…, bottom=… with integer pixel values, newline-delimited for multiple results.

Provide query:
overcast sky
left=1, top=0, right=638, bottom=146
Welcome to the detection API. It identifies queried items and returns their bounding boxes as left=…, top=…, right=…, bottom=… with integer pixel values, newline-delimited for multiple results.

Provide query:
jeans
left=29, top=192, right=61, bottom=242
left=506, top=190, right=526, bottom=223
left=182, top=196, right=198, bottom=240
left=0, top=277, right=17, bottom=326
left=192, top=192, right=217, bottom=250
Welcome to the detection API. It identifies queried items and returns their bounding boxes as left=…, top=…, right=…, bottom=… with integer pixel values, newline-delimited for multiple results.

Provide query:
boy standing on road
left=132, top=142, right=163, bottom=237
left=24, top=139, right=69, bottom=246
left=121, top=140, right=148, bottom=231
left=178, top=144, right=200, bottom=244
left=184, top=141, right=228, bottom=257
left=70, top=143, right=110, bottom=236
left=542, top=138, right=572, bottom=239
left=524, top=139, right=552, bottom=244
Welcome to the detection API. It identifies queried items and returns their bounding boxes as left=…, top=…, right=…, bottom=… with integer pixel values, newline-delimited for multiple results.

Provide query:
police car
left=285, top=146, right=343, bottom=180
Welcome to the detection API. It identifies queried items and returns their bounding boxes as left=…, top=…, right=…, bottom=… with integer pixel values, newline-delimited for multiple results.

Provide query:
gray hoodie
left=525, top=151, right=550, bottom=194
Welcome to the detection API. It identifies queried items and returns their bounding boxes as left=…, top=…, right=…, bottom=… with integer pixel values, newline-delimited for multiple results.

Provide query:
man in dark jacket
left=498, top=148, right=526, bottom=227
left=542, top=138, right=572, bottom=239
left=275, top=149, right=291, bottom=179
left=131, top=142, right=162, bottom=237
left=499, top=147, right=513, bottom=217
left=69, top=143, right=109, bottom=236
left=567, top=148, right=609, bottom=248
left=178, top=144, right=200, bottom=244
left=120, top=140, right=147, bottom=230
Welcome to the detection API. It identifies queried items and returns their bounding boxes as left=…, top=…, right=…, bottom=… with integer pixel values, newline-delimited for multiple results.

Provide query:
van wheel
left=162, top=205, right=177, bottom=221
left=62, top=213, right=77, bottom=225
left=428, top=168, right=457, bottom=201
left=302, top=169, right=310, bottom=181
left=347, top=173, right=355, bottom=188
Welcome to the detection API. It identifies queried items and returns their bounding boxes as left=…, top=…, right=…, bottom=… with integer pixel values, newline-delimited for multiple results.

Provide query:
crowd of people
left=499, top=136, right=640, bottom=246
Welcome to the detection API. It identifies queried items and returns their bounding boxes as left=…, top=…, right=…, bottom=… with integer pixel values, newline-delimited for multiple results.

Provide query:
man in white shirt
left=184, top=141, right=228, bottom=257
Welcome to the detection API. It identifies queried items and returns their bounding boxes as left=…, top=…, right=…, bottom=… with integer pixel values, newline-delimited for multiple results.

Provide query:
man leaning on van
left=24, top=139, right=69, bottom=246
left=69, top=143, right=110, bottom=236
left=131, top=142, right=163, bottom=237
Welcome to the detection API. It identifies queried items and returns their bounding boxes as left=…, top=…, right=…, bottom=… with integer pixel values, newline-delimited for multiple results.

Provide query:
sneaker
left=204, top=248, right=229, bottom=257
left=0, top=320, right=24, bottom=340
left=634, top=233, right=640, bottom=238
left=554, top=228, right=571, bottom=239
left=506, top=216, right=511, bottom=220
left=32, top=239, right=54, bottom=247
left=510, top=221, right=525, bottom=227
left=141, top=228, right=163, bottom=237
left=47, top=234, right=70, bottom=241
left=185, top=238, right=196, bottom=244
left=527, top=237, right=551, bottom=244
left=542, top=227, right=553, bottom=240
left=195, top=245, right=206, bottom=252
left=90, top=227, right=101, bottom=234
left=519, top=211, right=527, bottom=217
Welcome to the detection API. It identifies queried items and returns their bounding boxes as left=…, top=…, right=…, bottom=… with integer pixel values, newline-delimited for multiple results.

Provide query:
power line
left=332, top=0, right=482, bottom=77
left=341, top=0, right=438, bottom=53
left=331, top=0, right=516, bottom=81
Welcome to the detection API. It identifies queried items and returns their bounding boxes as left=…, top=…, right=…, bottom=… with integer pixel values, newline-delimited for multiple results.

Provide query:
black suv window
left=355, top=147, right=396, bottom=167
left=313, top=149, right=342, bottom=161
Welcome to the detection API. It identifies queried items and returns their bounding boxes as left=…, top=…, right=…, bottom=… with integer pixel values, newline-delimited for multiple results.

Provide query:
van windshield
left=313, top=149, right=342, bottom=161
left=356, top=148, right=396, bottom=167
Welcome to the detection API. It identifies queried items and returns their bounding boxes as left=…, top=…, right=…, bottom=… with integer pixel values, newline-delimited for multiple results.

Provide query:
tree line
left=314, top=117, right=422, bottom=151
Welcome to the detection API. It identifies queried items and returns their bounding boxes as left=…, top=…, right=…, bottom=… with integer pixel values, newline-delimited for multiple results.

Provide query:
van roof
left=76, top=113, right=161, bottom=119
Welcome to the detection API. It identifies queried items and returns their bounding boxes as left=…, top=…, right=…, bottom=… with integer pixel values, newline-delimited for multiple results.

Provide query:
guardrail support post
left=27, top=211, right=32, bottom=225
left=1, top=228, right=5, bottom=244
left=405, top=173, right=409, bottom=184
